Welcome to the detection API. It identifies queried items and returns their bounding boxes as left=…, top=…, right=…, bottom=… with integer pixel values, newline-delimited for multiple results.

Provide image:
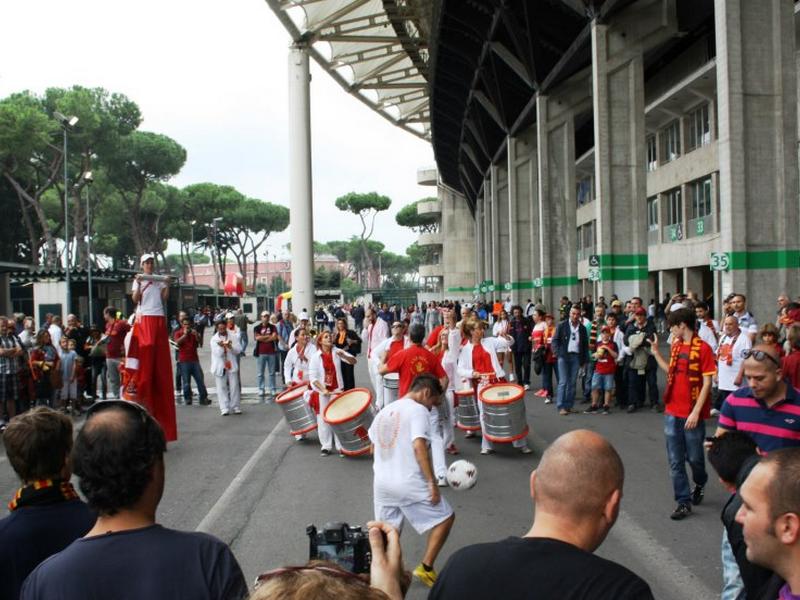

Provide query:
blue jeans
left=178, top=361, right=208, bottom=402
left=582, top=360, right=595, bottom=401
left=239, top=333, right=249, bottom=355
left=664, top=414, right=708, bottom=504
left=257, top=353, right=278, bottom=395
left=556, top=354, right=581, bottom=409
left=542, top=362, right=558, bottom=396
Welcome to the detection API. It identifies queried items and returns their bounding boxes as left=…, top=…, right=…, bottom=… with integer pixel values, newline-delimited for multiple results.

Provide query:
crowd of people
left=3, top=266, right=800, bottom=598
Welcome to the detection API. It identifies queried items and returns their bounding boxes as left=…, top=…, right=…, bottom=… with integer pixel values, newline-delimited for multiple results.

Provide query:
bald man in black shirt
left=430, top=430, right=654, bottom=600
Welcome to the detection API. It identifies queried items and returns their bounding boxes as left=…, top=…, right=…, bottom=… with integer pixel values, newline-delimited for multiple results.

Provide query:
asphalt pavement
left=0, top=338, right=724, bottom=600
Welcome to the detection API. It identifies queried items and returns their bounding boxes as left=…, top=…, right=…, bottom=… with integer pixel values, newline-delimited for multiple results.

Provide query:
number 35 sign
left=710, top=252, right=730, bottom=272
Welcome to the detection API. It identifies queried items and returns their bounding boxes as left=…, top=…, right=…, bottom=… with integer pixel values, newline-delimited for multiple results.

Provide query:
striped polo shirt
left=719, top=383, right=800, bottom=452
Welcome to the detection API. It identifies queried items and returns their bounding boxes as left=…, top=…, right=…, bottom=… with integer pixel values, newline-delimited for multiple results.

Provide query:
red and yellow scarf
left=664, top=335, right=703, bottom=405
left=8, top=479, right=79, bottom=511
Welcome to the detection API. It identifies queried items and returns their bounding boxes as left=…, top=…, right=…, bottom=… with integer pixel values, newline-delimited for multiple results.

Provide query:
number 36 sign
left=710, top=252, right=730, bottom=272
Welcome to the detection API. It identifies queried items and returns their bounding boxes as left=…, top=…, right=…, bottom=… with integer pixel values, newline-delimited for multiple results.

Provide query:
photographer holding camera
left=249, top=520, right=408, bottom=600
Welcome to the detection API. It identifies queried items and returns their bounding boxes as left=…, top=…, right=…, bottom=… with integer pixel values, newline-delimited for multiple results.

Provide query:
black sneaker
left=583, top=405, right=599, bottom=414
left=670, top=503, right=692, bottom=520
left=601, top=406, right=610, bottom=415
left=626, top=404, right=637, bottom=413
left=691, top=484, right=705, bottom=506
left=320, top=449, right=331, bottom=457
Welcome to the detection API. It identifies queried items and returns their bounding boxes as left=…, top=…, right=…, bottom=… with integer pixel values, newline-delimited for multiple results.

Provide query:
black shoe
left=199, top=397, right=211, bottom=405
left=651, top=403, right=663, bottom=413
left=320, top=449, right=331, bottom=457
left=691, top=484, right=705, bottom=506
left=601, top=406, right=610, bottom=415
left=626, top=405, right=637, bottom=413
left=583, top=405, right=599, bottom=414
left=670, top=503, right=692, bottom=520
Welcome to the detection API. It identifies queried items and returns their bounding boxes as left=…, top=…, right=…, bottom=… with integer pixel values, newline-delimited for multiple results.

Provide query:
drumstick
left=136, top=274, right=173, bottom=282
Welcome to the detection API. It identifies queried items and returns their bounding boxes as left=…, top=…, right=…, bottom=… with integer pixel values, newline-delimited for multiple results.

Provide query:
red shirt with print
left=385, top=344, right=447, bottom=397
left=173, top=329, right=199, bottom=363
left=594, top=341, right=618, bottom=375
left=665, top=340, right=717, bottom=419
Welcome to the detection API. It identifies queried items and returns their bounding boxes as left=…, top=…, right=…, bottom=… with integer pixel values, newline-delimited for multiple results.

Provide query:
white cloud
left=0, top=0, right=435, bottom=258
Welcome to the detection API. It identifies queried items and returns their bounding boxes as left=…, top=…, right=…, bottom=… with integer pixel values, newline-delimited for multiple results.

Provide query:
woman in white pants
left=210, top=321, right=241, bottom=416
left=429, top=327, right=461, bottom=485
left=457, top=319, right=531, bottom=455
left=309, top=330, right=356, bottom=456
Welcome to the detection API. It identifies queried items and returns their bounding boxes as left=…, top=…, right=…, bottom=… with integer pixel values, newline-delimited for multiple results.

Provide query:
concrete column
left=592, top=21, right=649, bottom=301
left=490, top=166, right=500, bottom=293
left=475, top=196, right=484, bottom=290
left=288, top=44, right=315, bottom=313
left=659, top=270, right=679, bottom=299
left=482, top=180, right=492, bottom=294
left=536, top=95, right=578, bottom=313
left=527, top=136, right=541, bottom=304
left=507, top=137, right=519, bottom=305
left=715, top=0, right=799, bottom=321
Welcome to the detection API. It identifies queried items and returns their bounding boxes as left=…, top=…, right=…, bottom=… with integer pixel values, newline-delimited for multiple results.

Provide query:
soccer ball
left=446, top=460, right=478, bottom=490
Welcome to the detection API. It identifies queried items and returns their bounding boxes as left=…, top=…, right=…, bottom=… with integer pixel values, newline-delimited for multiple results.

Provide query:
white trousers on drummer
left=477, top=382, right=529, bottom=451
left=369, top=362, right=385, bottom=409
left=441, top=390, right=456, bottom=450
left=430, top=403, right=448, bottom=480
left=317, top=393, right=341, bottom=452
left=216, top=371, right=240, bottom=414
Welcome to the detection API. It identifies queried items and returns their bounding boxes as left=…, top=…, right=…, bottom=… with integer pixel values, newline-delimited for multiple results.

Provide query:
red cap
left=600, top=326, right=611, bottom=333
left=634, top=307, right=647, bottom=316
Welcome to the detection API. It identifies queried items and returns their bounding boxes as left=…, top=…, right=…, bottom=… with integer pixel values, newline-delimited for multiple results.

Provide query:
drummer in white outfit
left=209, top=320, right=241, bottom=416
left=309, top=330, right=356, bottom=456
left=430, top=327, right=460, bottom=479
left=457, top=319, right=532, bottom=455
left=362, top=308, right=389, bottom=409
left=282, top=328, right=314, bottom=440
left=373, top=322, right=410, bottom=408
left=492, top=309, right=515, bottom=381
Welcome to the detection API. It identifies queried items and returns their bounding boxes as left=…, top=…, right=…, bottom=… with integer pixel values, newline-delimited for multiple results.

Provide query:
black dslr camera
left=307, top=522, right=372, bottom=574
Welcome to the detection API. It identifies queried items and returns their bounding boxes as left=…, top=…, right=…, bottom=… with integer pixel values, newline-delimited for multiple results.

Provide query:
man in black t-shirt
left=21, top=400, right=247, bottom=600
left=430, top=430, right=654, bottom=600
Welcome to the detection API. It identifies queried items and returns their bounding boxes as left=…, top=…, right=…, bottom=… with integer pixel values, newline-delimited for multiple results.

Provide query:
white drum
left=275, top=382, right=317, bottom=436
left=323, top=388, right=375, bottom=456
left=479, top=382, right=529, bottom=442
left=454, top=388, right=481, bottom=431
left=382, top=372, right=400, bottom=405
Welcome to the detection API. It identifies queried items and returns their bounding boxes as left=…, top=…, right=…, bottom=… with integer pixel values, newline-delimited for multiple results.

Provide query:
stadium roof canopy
left=265, top=0, right=432, bottom=140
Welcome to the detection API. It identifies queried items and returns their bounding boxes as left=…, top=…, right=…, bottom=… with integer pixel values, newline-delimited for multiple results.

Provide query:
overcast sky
left=0, top=0, right=435, bottom=258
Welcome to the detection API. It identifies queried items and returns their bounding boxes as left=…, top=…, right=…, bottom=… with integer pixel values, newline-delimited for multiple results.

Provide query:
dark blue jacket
left=552, top=320, right=588, bottom=365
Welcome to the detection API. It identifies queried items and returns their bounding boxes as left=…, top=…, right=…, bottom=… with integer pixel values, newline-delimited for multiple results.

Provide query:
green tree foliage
left=334, top=191, right=391, bottom=287
left=104, top=131, right=186, bottom=258
left=314, top=267, right=341, bottom=290
left=394, top=197, right=440, bottom=233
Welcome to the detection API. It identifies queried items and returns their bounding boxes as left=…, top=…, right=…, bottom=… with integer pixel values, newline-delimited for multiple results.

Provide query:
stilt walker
left=130, top=254, right=177, bottom=442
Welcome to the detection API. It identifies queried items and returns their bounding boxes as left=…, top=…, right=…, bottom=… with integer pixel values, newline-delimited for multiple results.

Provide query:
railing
left=662, top=223, right=684, bottom=243
left=687, top=214, right=713, bottom=238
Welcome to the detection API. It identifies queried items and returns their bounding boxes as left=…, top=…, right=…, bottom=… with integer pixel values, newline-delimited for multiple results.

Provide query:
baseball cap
left=611, top=300, right=622, bottom=307
left=634, top=307, right=647, bottom=316
left=260, top=311, right=269, bottom=317
left=225, top=312, right=235, bottom=320
left=139, top=253, right=154, bottom=265
left=600, top=326, right=611, bottom=333
left=298, top=311, right=309, bottom=320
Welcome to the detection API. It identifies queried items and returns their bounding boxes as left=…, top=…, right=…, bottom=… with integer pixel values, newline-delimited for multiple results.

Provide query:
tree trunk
left=18, top=195, right=40, bottom=263
left=5, top=174, right=59, bottom=268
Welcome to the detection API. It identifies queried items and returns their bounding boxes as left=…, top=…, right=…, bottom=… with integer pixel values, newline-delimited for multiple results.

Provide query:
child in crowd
left=585, top=326, right=618, bottom=414
left=59, top=338, right=78, bottom=413
left=758, top=323, right=784, bottom=358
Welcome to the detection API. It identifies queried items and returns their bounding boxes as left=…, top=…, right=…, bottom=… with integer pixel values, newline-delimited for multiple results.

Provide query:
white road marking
left=611, top=509, right=716, bottom=600
left=195, top=418, right=286, bottom=534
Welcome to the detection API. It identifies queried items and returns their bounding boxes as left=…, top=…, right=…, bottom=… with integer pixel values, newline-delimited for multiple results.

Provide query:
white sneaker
left=220, top=410, right=230, bottom=416
left=437, top=475, right=449, bottom=487
left=233, top=407, right=242, bottom=415
left=544, top=397, right=553, bottom=404
left=523, top=384, right=530, bottom=390
left=710, top=408, right=720, bottom=417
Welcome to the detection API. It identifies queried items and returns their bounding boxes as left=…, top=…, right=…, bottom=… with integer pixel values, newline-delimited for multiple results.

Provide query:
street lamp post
left=54, top=111, right=78, bottom=316
left=190, top=220, right=197, bottom=286
left=83, top=171, right=94, bottom=326
left=212, top=217, right=222, bottom=308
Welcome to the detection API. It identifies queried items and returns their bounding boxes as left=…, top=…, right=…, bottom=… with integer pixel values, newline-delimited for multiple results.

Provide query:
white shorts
left=374, top=497, right=454, bottom=535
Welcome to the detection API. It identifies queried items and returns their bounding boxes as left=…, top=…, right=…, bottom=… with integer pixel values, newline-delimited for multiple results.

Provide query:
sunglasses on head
left=253, top=565, right=366, bottom=590
left=742, top=349, right=781, bottom=368
left=86, top=399, right=152, bottom=424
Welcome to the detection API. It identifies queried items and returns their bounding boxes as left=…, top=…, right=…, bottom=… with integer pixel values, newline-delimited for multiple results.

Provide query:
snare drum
left=478, top=382, right=529, bottom=442
left=382, top=372, right=399, bottom=405
left=323, top=388, right=375, bottom=456
left=275, top=382, right=317, bottom=436
left=454, top=388, right=481, bottom=431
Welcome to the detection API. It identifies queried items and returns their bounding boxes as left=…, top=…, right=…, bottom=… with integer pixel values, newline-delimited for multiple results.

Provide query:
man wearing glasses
left=20, top=400, right=247, bottom=599
left=714, top=344, right=800, bottom=452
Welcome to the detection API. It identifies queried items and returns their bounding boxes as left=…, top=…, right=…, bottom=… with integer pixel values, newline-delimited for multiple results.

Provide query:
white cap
left=140, top=253, right=155, bottom=265
left=298, top=311, right=309, bottom=320
left=670, top=302, right=686, bottom=312
left=225, top=312, right=235, bottom=320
